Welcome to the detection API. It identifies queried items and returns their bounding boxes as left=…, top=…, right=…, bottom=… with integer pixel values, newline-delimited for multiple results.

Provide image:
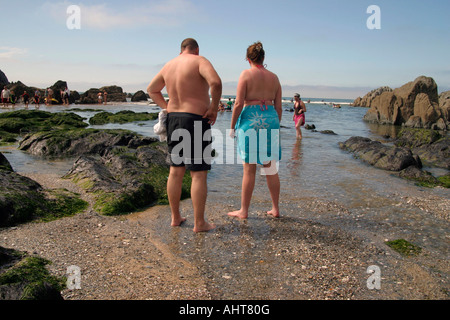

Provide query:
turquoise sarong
left=235, top=105, right=282, bottom=165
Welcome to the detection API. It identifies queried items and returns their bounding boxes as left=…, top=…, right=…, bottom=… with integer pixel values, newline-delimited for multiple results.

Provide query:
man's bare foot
left=267, top=209, right=280, bottom=218
left=227, top=210, right=248, bottom=220
left=171, top=217, right=186, bottom=227
left=193, top=222, right=216, bottom=233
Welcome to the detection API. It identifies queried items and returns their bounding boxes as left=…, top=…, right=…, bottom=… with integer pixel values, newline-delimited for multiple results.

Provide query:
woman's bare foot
left=267, top=209, right=280, bottom=218
left=171, top=217, right=186, bottom=227
left=193, top=221, right=216, bottom=233
left=227, top=210, right=248, bottom=220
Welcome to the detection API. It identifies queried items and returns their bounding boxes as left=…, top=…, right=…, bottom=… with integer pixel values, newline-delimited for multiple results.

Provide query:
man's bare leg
left=190, top=170, right=215, bottom=232
left=228, top=163, right=256, bottom=219
left=167, top=166, right=187, bottom=227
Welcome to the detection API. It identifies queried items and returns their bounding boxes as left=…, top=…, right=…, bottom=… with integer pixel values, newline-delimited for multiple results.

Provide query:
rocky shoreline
left=0, top=103, right=449, bottom=300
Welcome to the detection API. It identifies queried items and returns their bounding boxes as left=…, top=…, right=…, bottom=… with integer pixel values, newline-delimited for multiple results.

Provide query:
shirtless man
left=147, top=38, right=222, bottom=233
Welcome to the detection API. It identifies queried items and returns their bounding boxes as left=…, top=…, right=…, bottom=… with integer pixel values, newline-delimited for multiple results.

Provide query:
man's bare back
left=147, top=42, right=221, bottom=124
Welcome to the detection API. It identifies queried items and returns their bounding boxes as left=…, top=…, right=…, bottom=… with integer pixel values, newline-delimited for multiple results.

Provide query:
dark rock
left=0, top=152, right=13, bottom=172
left=0, top=248, right=64, bottom=300
left=79, top=86, right=127, bottom=104
left=0, top=169, right=45, bottom=227
left=131, top=90, right=148, bottom=102
left=396, top=166, right=440, bottom=186
left=339, top=136, right=420, bottom=171
left=319, top=130, right=337, bottom=135
left=394, top=128, right=450, bottom=169
left=0, top=69, right=9, bottom=87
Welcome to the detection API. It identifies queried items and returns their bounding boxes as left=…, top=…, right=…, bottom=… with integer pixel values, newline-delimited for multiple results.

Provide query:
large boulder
left=79, top=85, right=127, bottom=104
left=361, top=76, right=448, bottom=130
left=131, top=90, right=148, bottom=102
left=352, top=86, right=392, bottom=108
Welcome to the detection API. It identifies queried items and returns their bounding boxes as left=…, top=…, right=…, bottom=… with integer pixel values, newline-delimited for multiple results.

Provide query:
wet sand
left=0, top=172, right=448, bottom=300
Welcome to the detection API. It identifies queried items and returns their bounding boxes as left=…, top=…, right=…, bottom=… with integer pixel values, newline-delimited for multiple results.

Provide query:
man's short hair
left=181, top=38, right=199, bottom=52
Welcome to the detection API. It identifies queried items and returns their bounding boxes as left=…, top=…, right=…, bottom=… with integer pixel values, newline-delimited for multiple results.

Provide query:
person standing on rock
left=147, top=38, right=222, bottom=233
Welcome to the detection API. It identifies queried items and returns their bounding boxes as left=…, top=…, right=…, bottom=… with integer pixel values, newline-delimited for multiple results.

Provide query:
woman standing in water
left=293, top=93, right=307, bottom=139
left=228, top=42, right=282, bottom=219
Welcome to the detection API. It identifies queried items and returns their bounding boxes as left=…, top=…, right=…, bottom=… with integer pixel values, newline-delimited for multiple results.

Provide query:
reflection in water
left=287, top=139, right=303, bottom=178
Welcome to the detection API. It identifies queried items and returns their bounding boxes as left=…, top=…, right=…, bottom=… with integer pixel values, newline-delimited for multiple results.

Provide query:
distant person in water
left=34, top=90, right=41, bottom=108
left=293, top=93, right=306, bottom=139
left=147, top=38, right=222, bottom=232
left=1, top=86, right=10, bottom=108
left=22, top=91, right=30, bottom=109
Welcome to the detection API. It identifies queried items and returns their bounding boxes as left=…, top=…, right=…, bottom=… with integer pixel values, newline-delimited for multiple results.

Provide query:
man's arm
left=199, top=58, right=222, bottom=125
left=147, top=72, right=168, bottom=109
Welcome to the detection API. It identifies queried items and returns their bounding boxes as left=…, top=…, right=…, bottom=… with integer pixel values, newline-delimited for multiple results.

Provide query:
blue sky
left=1, top=0, right=449, bottom=99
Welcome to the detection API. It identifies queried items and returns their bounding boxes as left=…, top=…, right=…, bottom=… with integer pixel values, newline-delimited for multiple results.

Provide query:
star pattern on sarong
left=249, top=112, right=270, bottom=130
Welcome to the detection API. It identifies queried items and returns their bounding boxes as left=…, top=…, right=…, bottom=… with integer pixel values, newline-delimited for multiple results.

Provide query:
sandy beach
left=1, top=171, right=448, bottom=300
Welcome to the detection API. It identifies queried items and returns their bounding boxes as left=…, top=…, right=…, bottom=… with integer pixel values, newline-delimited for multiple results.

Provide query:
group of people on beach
left=97, top=91, right=108, bottom=105
left=1, top=86, right=71, bottom=109
left=147, top=38, right=307, bottom=233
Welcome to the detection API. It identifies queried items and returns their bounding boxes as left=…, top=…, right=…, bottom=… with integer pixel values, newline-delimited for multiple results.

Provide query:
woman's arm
left=274, top=80, right=282, bottom=121
left=230, top=71, right=247, bottom=131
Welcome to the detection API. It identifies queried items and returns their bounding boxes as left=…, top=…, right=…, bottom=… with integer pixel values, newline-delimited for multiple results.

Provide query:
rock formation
left=0, top=69, right=9, bottom=87
left=352, top=86, right=392, bottom=108
left=79, top=85, right=127, bottom=104
left=354, top=76, right=448, bottom=130
left=131, top=90, right=148, bottom=102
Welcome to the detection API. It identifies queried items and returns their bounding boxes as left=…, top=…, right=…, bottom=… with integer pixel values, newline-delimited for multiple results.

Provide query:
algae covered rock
left=0, top=247, right=65, bottom=300
left=0, top=110, right=88, bottom=144
left=89, top=110, right=158, bottom=125
left=19, top=128, right=157, bottom=158
left=0, top=151, right=88, bottom=227
left=394, top=128, right=450, bottom=169
left=63, top=144, right=189, bottom=215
